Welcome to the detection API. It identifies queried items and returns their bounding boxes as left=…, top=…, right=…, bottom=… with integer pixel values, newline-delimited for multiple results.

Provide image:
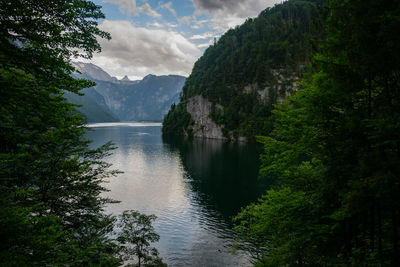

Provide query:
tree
left=0, top=0, right=122, bottom=265
left=234, top=0, right=400, bottom=265
left=117, top=210, right=166, bottom=267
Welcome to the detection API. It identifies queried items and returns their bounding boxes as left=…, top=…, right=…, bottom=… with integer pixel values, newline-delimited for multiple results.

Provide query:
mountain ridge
left=162, top=0, right=325, bottom=141
left=67, top=62, right=186, bottom=122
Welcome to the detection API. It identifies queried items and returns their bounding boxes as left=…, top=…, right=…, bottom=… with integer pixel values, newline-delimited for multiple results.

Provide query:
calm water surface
left=86, top=122, right=267, bottom=266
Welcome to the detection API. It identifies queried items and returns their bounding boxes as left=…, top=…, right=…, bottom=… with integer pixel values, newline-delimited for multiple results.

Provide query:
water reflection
left=85, top=123, right=266, bottom=266
left=163, top=136, right=267, bottom=220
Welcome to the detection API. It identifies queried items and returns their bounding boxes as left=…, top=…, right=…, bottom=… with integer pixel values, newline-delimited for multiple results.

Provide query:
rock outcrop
left=186, top=95, right=225, bottom=140
left=162, top=0, right=322, bottom=141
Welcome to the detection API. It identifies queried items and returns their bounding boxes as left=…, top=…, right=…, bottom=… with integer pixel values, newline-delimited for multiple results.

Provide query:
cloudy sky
left=86, top=0, right=282, bottom=80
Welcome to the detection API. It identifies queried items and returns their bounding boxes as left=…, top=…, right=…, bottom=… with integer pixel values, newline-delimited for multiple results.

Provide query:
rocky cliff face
left=184, top=68, right=301, bottom=141
left=244, top=68, right=303, bottom=103
left=162, top=0, right=323, bottom=141
left=186, top=95, right=225, bottom=140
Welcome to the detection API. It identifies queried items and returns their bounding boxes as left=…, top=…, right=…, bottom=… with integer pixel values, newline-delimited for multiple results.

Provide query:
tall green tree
left=235, top=0, right=400, bottom=265
left=0, top=0, right=122, bottom=265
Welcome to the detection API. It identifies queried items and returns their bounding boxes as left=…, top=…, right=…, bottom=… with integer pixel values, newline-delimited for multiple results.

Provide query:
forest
left=163, top=0, right=325, bottom=140
left=0, top=0, right=165, bottom=265
left=165, top=0, right=400, bottom=265
left=233, top=0, right=400, bottom=265
left=1, top=0, right=400, bottom=265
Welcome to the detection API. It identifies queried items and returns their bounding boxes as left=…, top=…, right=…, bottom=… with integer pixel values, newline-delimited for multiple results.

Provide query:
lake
left=86, top=122, right=267, bottom=266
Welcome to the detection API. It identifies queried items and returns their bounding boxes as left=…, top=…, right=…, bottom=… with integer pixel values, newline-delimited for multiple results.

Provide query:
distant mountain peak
left=121, top=75, right=130, bottom=81
left=143, top=74, right=156, bottom=80
left=67, top=62, right=187, bottom=122
left=72, top=61, right=118, bottom=82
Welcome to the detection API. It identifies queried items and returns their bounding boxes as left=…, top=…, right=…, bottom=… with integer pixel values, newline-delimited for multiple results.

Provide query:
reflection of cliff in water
left=163, top=136, right=268, bottom=221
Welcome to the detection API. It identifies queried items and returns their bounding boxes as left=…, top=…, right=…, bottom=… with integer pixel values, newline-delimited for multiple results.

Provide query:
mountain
left=68, top=62, right=186, bottom=122
left=121, top=75, right=130, bottom=81
left=90, top=73, right=185, bottom=121
left=73, top=62, right=118, bottom=82
left=63, top=88, right=119, bottom=122
left=162, top=0, right=325, bottom=141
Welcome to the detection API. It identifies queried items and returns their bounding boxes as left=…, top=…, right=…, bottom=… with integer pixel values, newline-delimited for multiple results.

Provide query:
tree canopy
left=0, top=0, right=120, bottom=265
left=234, top=0, right=400, bottom=265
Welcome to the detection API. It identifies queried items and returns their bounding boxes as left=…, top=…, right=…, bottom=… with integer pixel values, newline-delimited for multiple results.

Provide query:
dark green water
left=86, top=122, right=267, bottom=266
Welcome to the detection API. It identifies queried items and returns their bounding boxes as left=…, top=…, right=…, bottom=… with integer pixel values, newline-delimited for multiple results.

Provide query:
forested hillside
left=233, top=0, right=400, bottom=265
left=163, top=0, right=325, bottom=140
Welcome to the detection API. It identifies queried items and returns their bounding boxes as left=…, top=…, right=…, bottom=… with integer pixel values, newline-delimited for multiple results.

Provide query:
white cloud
left=92, top=20, right=202, bottom=78
left=178, top=16, right=191, bottom=25
left=196, top=38, right=215, bottom=48
left=138, top=3, right=161, bottom=18
left=209, top=16, right=245, bottom=32
left=191, top=0, right=281, bottom=32
left=147, top=22, right=164, bottom=28
left=160, top=1, right=177, bottom=18
left=104, top=0, right=161, bottom=18
left=197, top=42, right=212, bottom=48
left=196, top=19, right=210, bottom=25
left=165, top=22, right=179, bottom=28
left=189, top=32, right=214, bottom=40
left=190, top=18, right=208, bottom=29
left=104, top=0, right=137, bottom=15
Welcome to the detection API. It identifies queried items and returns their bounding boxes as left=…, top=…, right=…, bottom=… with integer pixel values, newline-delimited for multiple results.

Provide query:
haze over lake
left=86, top=122, right=267, bottom=266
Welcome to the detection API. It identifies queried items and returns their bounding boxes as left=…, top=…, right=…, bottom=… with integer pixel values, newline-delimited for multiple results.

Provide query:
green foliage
left=183, top=0, right=323, bottom=99
left=235, top=0, right=400, bottom=265
left=234, top=188, right=330, bottom=266
left=163, top=0, right=325, bottom=140
left=0, top=0, right=124, bottom=265
left=162, top=103, right=193, bottom=137
left=117, top=210, right=166, bottom=267
left=0, top=188, right=71, bottom=266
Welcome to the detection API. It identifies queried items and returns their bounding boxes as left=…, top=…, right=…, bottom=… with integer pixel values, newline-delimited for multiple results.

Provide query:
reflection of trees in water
left=162, top=136, right=268, bottom=222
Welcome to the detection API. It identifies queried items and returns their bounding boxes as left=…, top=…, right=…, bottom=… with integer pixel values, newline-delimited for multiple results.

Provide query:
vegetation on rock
left=163, top=0, right=325, bottom=140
